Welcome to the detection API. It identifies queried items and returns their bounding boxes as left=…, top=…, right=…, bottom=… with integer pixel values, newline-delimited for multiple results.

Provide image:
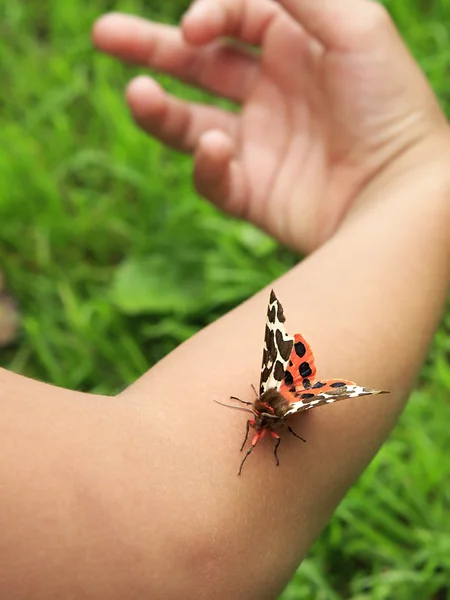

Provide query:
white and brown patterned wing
left=284, top=380, right=388, bottom=416
left=259, top=290, right=294, bottom=395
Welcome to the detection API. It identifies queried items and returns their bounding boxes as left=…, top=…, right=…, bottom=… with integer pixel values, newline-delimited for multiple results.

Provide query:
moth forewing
left=259, top=290, right=294, bottom=395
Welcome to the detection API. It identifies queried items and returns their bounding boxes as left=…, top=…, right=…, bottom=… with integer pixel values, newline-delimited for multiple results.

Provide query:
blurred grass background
left=0, top=0, right=449, bottom=598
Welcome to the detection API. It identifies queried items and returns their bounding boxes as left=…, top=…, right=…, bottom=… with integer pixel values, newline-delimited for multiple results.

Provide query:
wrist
left=342, top=134, right=450, bottom=259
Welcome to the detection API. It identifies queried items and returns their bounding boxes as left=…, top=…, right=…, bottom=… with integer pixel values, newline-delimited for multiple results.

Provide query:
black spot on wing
left=289, top=386, right=296, bottom=393
left=275, top=329, right=292, bottom=361
left=294, top=341, right=306, bottom=358
left=276, top=300, right=286, bottom=323
left=284, top=370, right=294, bottom=386
left=299, top=362, right=313, bottom=378
left=330, top=381, right=346, bottom=388
left=264, top=326, right=276, bottom=363
left=268, top=305, right=276, bottom=325
left=302, top=378, right=311, bottom=389
left=312, top=381, right=326, bottom=389
left=274, top=360, right=286, bottom=382
left=301, top=393, right=315, bottom=400
left=260, top=366, right=270, bottom=390
left=261, top=324, right=276, bottom=392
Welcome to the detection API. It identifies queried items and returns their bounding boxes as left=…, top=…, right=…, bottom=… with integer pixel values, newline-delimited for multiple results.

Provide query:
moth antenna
left=251, top=384, right=259, bottom=398
left=213, top=399, right=257, bottom=416
left=230, top=396, right=253, bottom=406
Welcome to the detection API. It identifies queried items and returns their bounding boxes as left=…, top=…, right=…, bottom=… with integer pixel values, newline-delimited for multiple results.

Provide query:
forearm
left=120, top=162, right=450, bottom=599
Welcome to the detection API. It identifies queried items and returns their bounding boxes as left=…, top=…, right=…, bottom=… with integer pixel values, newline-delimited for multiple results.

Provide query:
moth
left=215, top=290, right=388, bottom=475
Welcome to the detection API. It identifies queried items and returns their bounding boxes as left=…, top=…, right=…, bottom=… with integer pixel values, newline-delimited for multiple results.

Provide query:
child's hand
left=93, top=0, right=449, bottom=253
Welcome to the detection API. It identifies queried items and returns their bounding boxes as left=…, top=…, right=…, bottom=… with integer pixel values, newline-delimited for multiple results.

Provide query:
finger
left=194, top=130, right=249, bottom=218
left=126, top=76, right=237, bottom=153
left=276, top=0, right=394, bottom=52
left=182, top=0, right=280, bottom=46
left=92, top=12, right=259, bottom=102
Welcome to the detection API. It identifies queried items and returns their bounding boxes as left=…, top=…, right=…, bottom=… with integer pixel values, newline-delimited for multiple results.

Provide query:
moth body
left=253, top=389, right=290, bottom=432
left=215, top=290, right=388, bottom=475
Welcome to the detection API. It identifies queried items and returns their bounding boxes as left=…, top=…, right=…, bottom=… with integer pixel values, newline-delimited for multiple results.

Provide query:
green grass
left=0, top=0, right=449, bottom=597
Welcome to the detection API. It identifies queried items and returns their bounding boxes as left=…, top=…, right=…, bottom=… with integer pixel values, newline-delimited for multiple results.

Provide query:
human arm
left=1, top=157, right=449, bottom=600
left=1, top=1, right=450, bottom=598
left=119, top=158, right=450, bottom=600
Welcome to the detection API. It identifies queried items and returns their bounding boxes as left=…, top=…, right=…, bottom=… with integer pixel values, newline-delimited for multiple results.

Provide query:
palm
left=94, top=4, right=441, bottom=253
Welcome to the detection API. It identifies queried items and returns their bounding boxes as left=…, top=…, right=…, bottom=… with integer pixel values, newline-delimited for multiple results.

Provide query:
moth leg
left=238, top=429, right=265, bottom=476
left=270, top=431, right=281, bottom=466
left=240, top=419, right=255, bottom=452
left=287, top=425, right=306, bottom=443
left=230, top=396, right=253, bottom=406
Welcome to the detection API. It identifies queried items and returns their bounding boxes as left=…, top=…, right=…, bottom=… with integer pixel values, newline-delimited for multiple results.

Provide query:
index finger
left=92, top=13, right=259, bottom=103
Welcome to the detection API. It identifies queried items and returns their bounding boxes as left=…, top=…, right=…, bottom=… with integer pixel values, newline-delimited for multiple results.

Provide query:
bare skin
left=1, top=1, right=450, bottom=599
